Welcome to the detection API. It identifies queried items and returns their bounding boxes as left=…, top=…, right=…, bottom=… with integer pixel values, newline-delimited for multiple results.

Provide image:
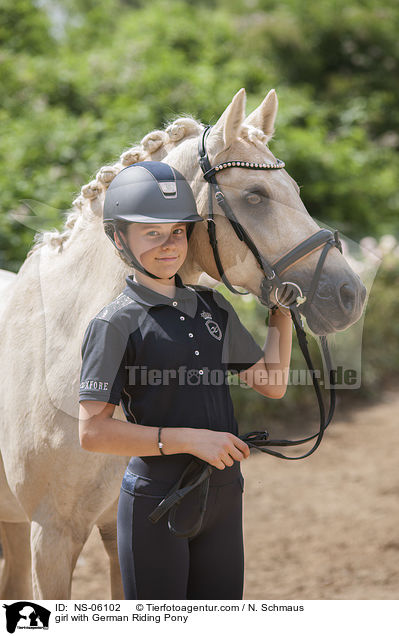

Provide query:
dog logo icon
left=2, top=602, right=50, bottom=633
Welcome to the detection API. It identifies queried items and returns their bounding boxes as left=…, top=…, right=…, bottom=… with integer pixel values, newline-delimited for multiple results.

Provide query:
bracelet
left=158, top=427, right=165, bottom=456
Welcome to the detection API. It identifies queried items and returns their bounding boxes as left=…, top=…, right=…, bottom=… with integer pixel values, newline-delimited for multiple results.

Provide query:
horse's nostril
left=339, top=282, right=355, bottom=313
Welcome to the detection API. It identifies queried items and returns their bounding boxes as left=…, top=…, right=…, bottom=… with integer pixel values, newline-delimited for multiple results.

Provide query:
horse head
left=168, top=88, right=366, bottom=335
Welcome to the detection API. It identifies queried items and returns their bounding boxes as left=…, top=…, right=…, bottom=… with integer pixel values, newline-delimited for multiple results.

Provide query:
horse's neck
left=74, top=218, right=131, bottom=301
left=20, top=217, right=129, bottom=332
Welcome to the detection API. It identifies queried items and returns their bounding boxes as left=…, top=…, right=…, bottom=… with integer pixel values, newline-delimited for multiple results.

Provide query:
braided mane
left=26, top=116, right=204, bottom=257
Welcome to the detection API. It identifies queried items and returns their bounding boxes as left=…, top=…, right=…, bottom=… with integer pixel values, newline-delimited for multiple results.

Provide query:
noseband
left=148, top=126, right=343, bottom=538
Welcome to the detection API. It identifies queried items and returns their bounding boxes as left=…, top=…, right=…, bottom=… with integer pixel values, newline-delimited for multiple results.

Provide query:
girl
left=78, top=161, right=292, bottom=600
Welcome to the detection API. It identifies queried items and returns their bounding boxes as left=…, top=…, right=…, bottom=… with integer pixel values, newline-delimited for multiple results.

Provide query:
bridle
left=198, top=126, right=343, bottom=313
left=148, top=125, right=344, bottom=538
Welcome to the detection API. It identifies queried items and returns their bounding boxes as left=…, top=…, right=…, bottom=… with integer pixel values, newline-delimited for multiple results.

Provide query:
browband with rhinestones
left=202, top=158, right=285, bottom=181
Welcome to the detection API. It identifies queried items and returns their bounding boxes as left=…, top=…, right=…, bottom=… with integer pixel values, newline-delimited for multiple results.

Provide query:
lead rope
left=240, top=305, right=336, bottom=460
left=147, top=459, right=214, bottom=538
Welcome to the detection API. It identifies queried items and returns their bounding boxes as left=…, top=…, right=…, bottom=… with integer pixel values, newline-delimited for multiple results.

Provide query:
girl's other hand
left=185, top=429, right=250, bottom=470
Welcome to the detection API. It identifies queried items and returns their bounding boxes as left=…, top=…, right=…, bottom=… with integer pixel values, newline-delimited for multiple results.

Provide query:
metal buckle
left=275, top=281, right=305, bottom=308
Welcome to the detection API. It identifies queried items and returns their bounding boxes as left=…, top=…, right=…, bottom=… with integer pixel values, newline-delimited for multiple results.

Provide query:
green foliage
left=361, top=256, right=399, bottom=395
left=0, top=0, right=54, bottom=54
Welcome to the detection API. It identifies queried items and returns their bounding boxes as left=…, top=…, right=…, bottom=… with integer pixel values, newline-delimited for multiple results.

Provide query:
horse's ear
left=207, top=88, right=246, bottom=155
left=244, top=89, right=278, bottom=141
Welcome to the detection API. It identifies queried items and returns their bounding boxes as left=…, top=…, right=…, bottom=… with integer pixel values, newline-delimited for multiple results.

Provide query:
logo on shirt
left=80, top=380, right=109, bottom=391
left=200, top=310, right=222, bottom=341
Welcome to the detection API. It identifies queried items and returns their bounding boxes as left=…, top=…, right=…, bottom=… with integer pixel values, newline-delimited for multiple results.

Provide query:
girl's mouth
left=156, top=256, right=178, bottom=261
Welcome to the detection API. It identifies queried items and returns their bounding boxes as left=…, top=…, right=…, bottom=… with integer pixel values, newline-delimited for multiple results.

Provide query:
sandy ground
left=70, top=390, right=399, bottom=599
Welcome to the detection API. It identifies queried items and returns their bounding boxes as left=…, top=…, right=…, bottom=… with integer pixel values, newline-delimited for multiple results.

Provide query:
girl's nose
left=161, top=233, right=178, bottom=248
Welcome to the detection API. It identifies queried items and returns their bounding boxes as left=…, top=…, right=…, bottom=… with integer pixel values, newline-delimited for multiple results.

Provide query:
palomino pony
left=0, top=88, right=366, bottom=599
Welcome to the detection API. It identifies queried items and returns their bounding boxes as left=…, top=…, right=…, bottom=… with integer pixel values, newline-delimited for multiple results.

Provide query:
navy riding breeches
left=117, top=454, right=245, bottom=600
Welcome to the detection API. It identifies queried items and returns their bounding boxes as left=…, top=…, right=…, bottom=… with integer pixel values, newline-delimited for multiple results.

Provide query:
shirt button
left=188, top=333, right=193, bottom=338
left=180, top=316, right=185, bottom=321
left=172, top=301, right=178, bottom=307
left=194, top=350, right=199, bottom=355
left=199, top=369, right=204, bottom=375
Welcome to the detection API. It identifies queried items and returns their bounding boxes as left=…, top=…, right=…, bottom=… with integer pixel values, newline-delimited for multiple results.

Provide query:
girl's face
left=115, top=222, right=188, bottom=279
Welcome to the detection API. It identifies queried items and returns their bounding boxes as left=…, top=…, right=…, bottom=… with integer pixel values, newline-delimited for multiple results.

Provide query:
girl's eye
left=245, top=192, right=262, bottom=206
left=146, top=228, right=185, bottom=238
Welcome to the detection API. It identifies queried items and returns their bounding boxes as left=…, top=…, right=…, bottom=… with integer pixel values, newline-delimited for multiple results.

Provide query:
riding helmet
left=103, top=161, right=203, bottom=279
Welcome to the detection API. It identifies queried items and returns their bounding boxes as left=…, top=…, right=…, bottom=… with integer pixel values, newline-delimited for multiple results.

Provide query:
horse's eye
left=246, top=192, right=262, bottom=205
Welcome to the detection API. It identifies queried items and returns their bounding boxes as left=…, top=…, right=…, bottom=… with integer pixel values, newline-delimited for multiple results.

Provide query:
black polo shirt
left=79, top=273, right=264, bottom=435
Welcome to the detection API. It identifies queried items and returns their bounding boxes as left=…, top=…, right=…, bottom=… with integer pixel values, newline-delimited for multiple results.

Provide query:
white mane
left=26, top=116, right=204, bottom=258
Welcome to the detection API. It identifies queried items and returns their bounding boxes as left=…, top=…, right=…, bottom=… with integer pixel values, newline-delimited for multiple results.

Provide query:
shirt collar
left=123, top=273, right=199, bottom=317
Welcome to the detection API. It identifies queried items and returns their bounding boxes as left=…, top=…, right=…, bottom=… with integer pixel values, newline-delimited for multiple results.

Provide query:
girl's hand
left=185, top=429, right=250, bottom=470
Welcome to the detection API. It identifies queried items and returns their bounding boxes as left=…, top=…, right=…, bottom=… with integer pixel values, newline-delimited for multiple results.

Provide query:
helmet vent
left=159, top=181, right=177, bottom=198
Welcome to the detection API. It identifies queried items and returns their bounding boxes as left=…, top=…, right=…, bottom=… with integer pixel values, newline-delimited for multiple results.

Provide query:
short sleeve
left=213, top=290, right=264, bottom=374
left=79, top=318, right=129, bottom=405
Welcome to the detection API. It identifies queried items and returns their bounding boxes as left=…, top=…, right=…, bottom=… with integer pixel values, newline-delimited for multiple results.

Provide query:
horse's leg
left=0, top=521, right=32, bottom=599
left=97, top=497, right=124, bottom=600
left=30, top=512, right=89, bottom=600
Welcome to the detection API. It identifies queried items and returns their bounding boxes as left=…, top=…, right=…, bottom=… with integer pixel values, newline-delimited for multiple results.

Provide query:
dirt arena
left=71, top=389, right=399, bottom=600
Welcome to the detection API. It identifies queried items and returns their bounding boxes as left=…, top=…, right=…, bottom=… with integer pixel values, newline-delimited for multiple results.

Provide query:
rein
left=148, top=126, right=343, bottom=538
